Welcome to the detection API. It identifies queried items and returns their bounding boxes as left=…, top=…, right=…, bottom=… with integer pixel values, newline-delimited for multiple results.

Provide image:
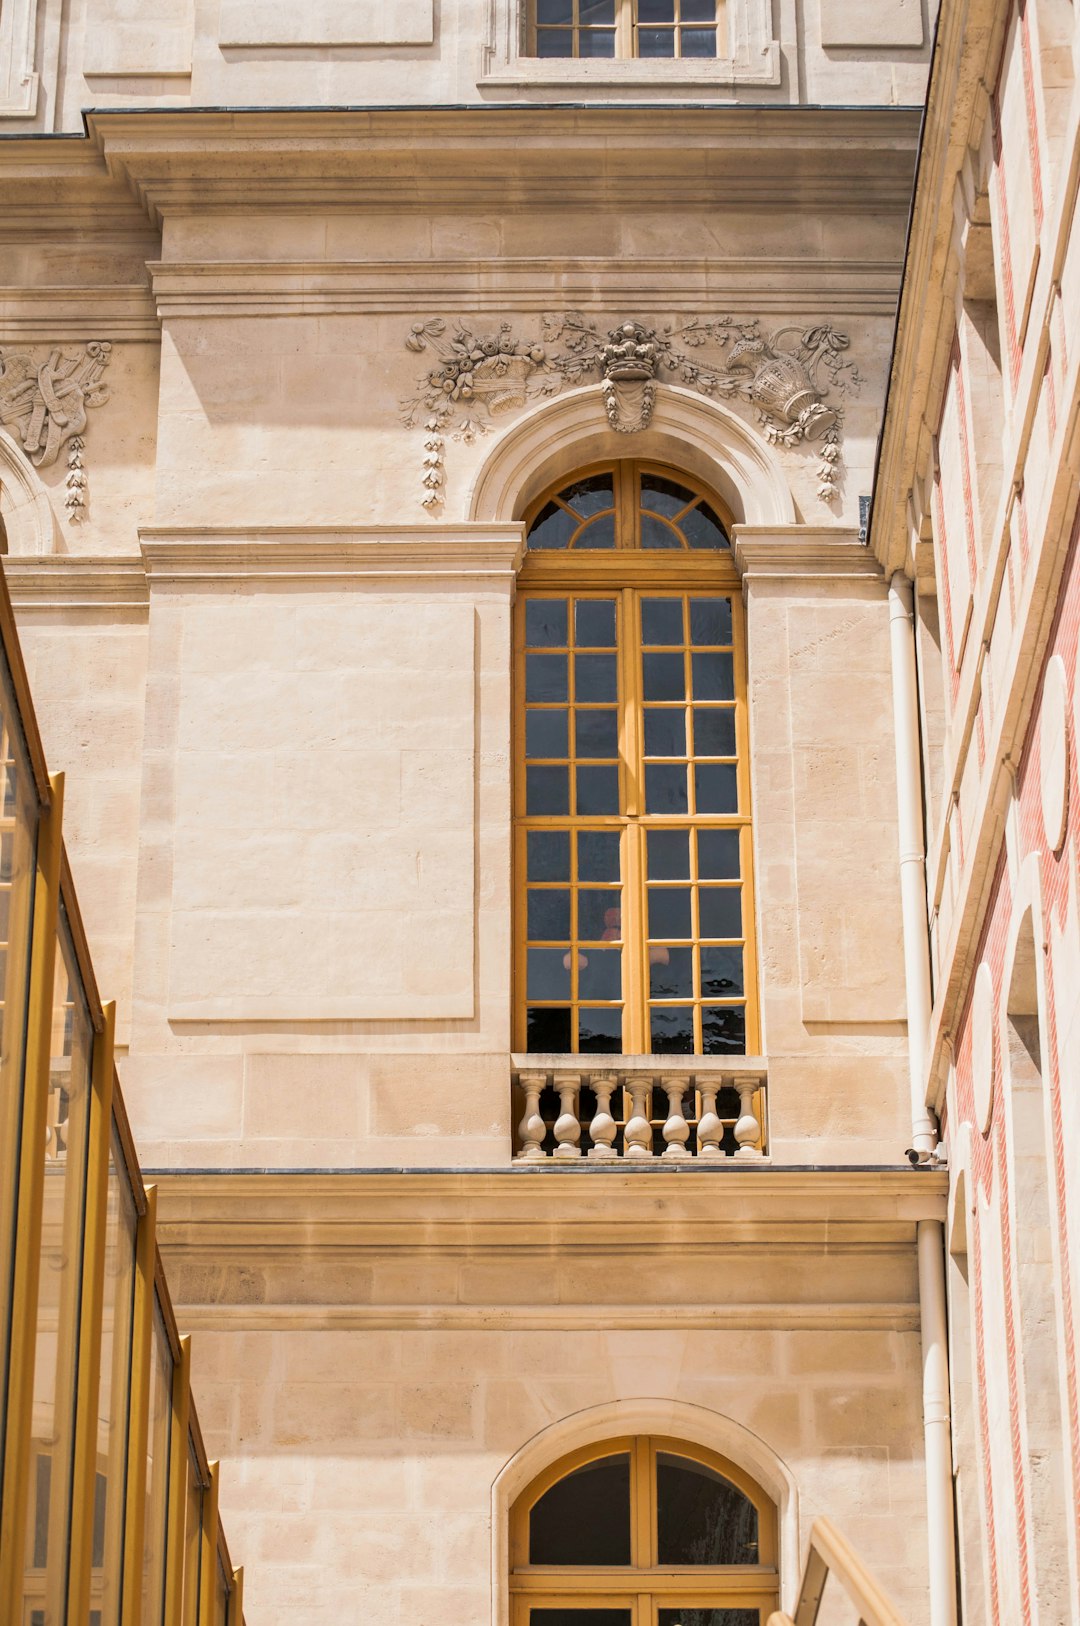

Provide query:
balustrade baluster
left=660, top=1075, right=691, bottom=1160
left=552, top=1071, right=582, bottom=1159
left=623, top=1077, right=653, bottom=1159
left=734, top=1077, right=764, bottom=1158
left=516, top=1068, right=548, bottom=1162
left=696, top=1078, right=724, bottom=1158
left=587, top=1071, right=618, bottom=1160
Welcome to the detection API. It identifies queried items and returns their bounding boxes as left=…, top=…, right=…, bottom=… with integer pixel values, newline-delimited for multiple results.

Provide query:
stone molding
left=146, top=257, right=904, bottom=319
left=3, top=556, right=149, bottom=612
left=173, top=1302, right=923, bottom=1333
left=87, top=106, right=923, bottom=221
left=138, top=525, right=526, bottom=583
left=732, top=524, right=884, bottom=581
left=0, top=427, right=58, bottom=555
left=0, top=286, right=158, bottom=344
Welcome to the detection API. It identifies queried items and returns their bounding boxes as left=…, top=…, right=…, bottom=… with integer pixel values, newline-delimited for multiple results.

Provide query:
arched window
left=510, top=1435, right=779, bottom=1625
left=514, top=461, right=757, bottom=1055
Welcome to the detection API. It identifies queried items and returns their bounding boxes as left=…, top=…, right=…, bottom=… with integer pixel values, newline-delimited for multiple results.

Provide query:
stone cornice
left=138, top=525, right=526, bottom=582
left=0, top=285, right=158, bottom=343
left=84, top=106, right=922, bottom=221
left=732, top=525, right=884, bottom=582
left=146, top=257, right=904, bottom=319
left=4, top=556, right=150, bottom=612
left=172, top=1301, right=925, bottom=1333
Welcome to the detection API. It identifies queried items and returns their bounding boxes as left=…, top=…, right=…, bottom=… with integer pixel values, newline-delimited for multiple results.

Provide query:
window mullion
left=616, top=0, right=634, bottom=59
left=619, top=588, right=647, bottom=1054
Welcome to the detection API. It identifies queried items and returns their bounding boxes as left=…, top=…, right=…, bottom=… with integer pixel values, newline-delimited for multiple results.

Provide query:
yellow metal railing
left=0, top=563, right=244, bottom=1626
left=768, top=1516, right=909, bottom=1626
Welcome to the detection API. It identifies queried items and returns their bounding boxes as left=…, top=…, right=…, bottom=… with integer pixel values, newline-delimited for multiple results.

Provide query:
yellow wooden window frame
left=526, top=0, right=727, bottom=59
left=514, top=462, right=759, bottom=1057
left=509, top=1435, right=779, bottom=1625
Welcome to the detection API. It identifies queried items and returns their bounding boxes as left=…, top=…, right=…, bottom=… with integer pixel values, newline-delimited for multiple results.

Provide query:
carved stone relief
left=402, top=313, right=860, bottom=510
left=0, top=341, right=112, bottom=524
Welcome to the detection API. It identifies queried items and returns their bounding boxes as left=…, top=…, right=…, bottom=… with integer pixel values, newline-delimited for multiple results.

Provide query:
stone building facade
left=1, top=0, right=1076, bottom=1621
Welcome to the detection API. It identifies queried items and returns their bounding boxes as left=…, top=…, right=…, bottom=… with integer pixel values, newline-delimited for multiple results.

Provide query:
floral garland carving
left=402, top=314, right=861, bottom=509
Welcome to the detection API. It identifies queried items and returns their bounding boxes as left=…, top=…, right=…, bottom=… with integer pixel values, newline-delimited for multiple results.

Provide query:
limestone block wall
left=155, top=1170, right=940, bottom=1626
left=3, top=0, right=936, bottom=133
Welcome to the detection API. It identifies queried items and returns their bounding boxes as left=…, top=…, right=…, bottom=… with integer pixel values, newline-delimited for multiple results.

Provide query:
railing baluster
left=696, top=1077, right=724, bottom=1158
left=734, top=1078, right=764, bottom=1159
left=516, top=1068, right=548, bottom=1162
left=623, top=1077, right=653, bottom=1159
left=660, top=1074, right=691, bottom=1160
left=587, top=1071, right=618, bottom=1160
left=552, top=1071, right=582, bottom=1160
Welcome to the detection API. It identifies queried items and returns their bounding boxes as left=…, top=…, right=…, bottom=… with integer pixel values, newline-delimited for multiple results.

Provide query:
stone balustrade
left=511, top=1055, right=767, bottom=1162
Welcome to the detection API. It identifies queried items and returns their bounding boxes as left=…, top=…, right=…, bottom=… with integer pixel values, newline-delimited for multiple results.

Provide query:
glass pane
left=562, top=474, right=614, bottom=516
left=527, top=766, right=570, bottom=815
left=533, top=1615, right=633, bottom=1626
left=23, top=908, right=95, bottom=1624
left=689, top=597, right=732, bottom=645
left=529, top=1454, right=631, bottom=1564
left=527, top=711, right=569, bottom=759
left=528, top=949, right=571, bottom=1000
left=575, top=710, right=619, bottom=759
left=0, top=651, right=39, bottom=1476
left=680, top=0, right=715, bottom=18
left=527, top=653, right=569, bottom=703
left=649, top=888, right=692, bottom=938
left=574, top=511, right=616, bottom=544
left=680, top=25, right=717, bottom=54
left=638, top=25, right=676, bottom=52
left=532, top=1615, right=632, bottom=1626
left=528, top=1007, right=572, bottom=1051
left=528, top=831, right=570, bottom=881
left=578, top=1008, right=623, bottom=1052
left=644, top=710, right=686, bottom=758
left=91, top=1129, right=139, bottom=1626
left=645, top=764, right=688, bottom=815
left=641, top=512, right=681, bottom=547
left=698, top=829, right=740, bottom=880
left=181, top=1446, right=201, bottom=1626
left=579, top=949, right=621, bottom=999
left=693, top=709, right=736, bottom=758
left=640, top=473, right=690, bottom=510
left=657, top=1613, right=758, bottom=1626
left=651, top=1007, right=695, bottom=1052
left=577, top=831, right=620, bottom=882
left=528, top=501, right=577, bottom=546
left=575, top=600, right=616, bottom=648
left=526, top=599, right=568, bottom=647
left=701, top=946, right=744, bottom=998
left=576, top=765, right=619, bottom=815
left=578, top=25, right=616, bottom=52
left=695, top=764, right=738, bottom=814
left=528, top=890, right=571, bottom=941
left=650, top=945, right=693, bottom=998
left=653, top=1450, right=754, bottom=1560
left=575, top=654, right=617, bottom=703
left=641, top=599, right=685, bottom=645
left=537, top=0, right=573, bottom=20
left=579, top=890, right=621, bottom=942
left=643, top=654, right=685, bottom=702
left=699, top=888, right=741, bottom=938
left=703, top=1007, right=746, bottom=1054
left=691, top=652, right=734, bottom=700
left=682, top=501, right=729, bottom=550
left=648, top=830, right=690, bottom=878
left=141, top=1303, right=174, bottom=1626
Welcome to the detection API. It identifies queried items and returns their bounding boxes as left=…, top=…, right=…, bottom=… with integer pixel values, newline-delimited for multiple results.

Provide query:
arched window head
left=510, top=1435, right=779, bottom=1625
left=514, top=461, right=757, bottom=1060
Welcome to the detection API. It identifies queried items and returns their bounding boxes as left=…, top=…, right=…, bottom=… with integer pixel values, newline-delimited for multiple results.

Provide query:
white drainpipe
left=888, top=570, right=957, bottom=1626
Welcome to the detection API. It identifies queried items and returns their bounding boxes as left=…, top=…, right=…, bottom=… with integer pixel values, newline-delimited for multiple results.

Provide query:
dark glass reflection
left=697, top=830, right=740, bottom=880
left=702, top=1007, right=746, bottom=1055
left=527, top=598, right=569, bottom=647
left=657, top=1613, right=758, bottom=1626
left=532, top=1614, right=632, bottom=1626
left=682, top=503, right=729, bottom=550
left=650, top=1006, right=695, bottom=1052
left=578, top=830, right=620, bottom=882
left=642, top=598, right=685, bottom=645
left=578, top=1007, right=624, bottom=1052
left=527, top=710, right=569, bottom=759
left=529, top=1455, right=631, bottom=1565
left=528, top=889, right=571, bottom=942
left=576, top=599, right=617, bottom=648
left=562, top=473, right=614, bottom=515
left=656, top=1453, right=759, bottom=1565
left=528, top=830, right=571, bottom=882
left=529, top=501, right=578, bottom=545
left=648, top=830, right=690, bottom=879
left=527, top=1007, right=571, bottom=1051
left=689, top=597, right=732, bottom=645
